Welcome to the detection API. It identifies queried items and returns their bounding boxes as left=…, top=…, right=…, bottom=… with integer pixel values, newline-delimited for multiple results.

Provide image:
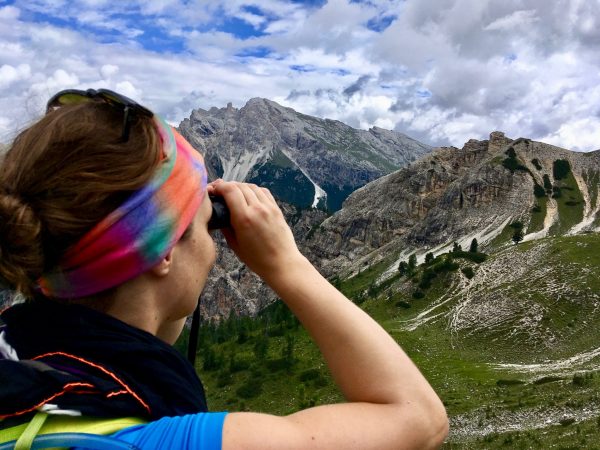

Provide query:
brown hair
left=0, top=102, right=161, bottom=297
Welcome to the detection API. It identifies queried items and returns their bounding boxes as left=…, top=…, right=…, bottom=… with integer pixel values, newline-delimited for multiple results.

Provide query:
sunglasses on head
left=46, top=88, right=153, bottom=142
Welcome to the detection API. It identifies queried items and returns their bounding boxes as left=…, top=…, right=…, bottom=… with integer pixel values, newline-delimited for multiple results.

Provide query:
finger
left=238, top=183, right=261, bottom=205
left=248, top=184, right=270, bottom=203
left=261, top=187, right=278, bottom=205
left=207, top=178, right=223, bottom=194
left=211, top=181, right=250, bottom=211
left=208, top=178, right=223, bottom=188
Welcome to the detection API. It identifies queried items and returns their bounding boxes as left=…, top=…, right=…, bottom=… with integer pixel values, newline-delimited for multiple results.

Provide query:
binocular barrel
left=207, top=195, right=231, bottom=230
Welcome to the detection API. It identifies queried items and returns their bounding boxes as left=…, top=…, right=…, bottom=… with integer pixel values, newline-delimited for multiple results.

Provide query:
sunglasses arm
left=121, top=106, right=132, bottom=142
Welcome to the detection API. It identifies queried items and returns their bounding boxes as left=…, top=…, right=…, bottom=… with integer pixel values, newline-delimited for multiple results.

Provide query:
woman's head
left=0, top=91, right=208, bottom=301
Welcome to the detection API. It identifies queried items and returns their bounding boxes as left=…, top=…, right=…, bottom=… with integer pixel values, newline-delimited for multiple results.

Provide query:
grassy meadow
left=182, top=232, right=600, bottom=448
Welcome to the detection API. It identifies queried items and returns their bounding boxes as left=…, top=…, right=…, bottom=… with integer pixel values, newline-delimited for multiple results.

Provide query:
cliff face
left=178, top=98, right=431, bottom=211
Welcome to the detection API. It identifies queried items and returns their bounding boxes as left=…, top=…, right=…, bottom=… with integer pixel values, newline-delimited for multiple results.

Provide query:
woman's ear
left=150, top=248, right=174, bottom=277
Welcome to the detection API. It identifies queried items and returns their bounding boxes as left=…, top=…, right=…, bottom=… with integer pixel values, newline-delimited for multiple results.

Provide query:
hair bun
left=0, top=191, right=44, bottom=296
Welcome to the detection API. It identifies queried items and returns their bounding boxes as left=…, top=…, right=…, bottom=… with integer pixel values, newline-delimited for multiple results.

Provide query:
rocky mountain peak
left=488, top=131, right=512, bottom=152
left=179, top=98, right=432, bottom=211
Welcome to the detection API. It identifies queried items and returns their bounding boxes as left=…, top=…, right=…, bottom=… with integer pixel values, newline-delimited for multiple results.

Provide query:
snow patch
left=310, top=181, right=327, bottom=208
left=281, top=150, right=327, bottom=208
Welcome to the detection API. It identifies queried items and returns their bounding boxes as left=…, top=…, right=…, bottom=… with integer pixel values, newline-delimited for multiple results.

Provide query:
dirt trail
left=450, top=403, right=600, bottom=440
left=398, top=293, right=454, bottom=332
left=488, top=346, right=600, bottom=375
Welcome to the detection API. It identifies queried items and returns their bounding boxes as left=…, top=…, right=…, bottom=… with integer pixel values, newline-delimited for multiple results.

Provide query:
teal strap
left=15, top=412, right=47, bottom=450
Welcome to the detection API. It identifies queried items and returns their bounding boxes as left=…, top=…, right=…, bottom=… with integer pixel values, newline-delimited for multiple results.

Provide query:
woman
left=0, top=89, right=448, bottom=449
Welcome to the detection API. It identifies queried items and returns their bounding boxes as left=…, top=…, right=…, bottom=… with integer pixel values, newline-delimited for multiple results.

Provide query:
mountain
left=197, top=129, right=600, bottom=322
left=307, top=131, right=600, bottom=278
left=178, top=98, right=431, bottom=211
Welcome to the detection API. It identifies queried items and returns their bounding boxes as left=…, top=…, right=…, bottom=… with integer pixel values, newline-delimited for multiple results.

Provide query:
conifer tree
left=408, top=254, right=417, bottom=274
left=469, top=238, right=478, bottom=253
left=253, top=333, right=269, bottom=361
left=398, top=261, right=408, bottom=275
left=512, top=229, right=524, bottom=245
left=283, top=334, right=296, bottom=369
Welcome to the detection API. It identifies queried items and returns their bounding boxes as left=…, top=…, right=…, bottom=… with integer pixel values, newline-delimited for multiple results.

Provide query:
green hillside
left=188, top=232, right=600, bottom=448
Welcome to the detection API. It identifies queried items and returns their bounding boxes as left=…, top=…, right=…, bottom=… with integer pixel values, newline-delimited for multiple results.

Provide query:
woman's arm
left=209, top=181, right=448, bottom=450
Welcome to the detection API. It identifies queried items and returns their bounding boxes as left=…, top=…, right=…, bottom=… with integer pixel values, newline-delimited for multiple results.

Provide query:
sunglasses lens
left=102, top=92, right=120, bottom=102
left=54, top=93, right=89, bottom=105
left=100, top=94, right=122, bottom=108
left=98, top=91, right=152, bottom=117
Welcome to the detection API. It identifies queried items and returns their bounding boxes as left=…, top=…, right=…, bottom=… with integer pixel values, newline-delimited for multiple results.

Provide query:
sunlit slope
left=397, top=234, right=600, bottom=364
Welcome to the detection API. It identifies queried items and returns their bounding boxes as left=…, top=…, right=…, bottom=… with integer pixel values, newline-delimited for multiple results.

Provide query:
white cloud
left=0, top=0, right=598, bottom=153
left=115, top=80, right=142, bottom=100
left=237, top=11, right=266, bottom=28
left=0, top=64, right=31, bottom=89
left=484, top=10, right=539, bottom=31
left=0, top=5, right=20, bottom=20
left=139, top=0, right=180, bottom=15
left=545, top=118, right=600, bottom=152
left=100, top=64, right=119, bottom=79
left=29, top=69, right=80, bottom=97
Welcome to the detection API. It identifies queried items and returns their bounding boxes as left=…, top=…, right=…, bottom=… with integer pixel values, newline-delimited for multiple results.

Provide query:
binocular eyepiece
left=207, top=195, right=231, bottom=230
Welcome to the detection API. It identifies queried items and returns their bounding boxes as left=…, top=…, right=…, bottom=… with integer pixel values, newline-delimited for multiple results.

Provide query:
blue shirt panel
left=110, top=412, right=228, bottom=450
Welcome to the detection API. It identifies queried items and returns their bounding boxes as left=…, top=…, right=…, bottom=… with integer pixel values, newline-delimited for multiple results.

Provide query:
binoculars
left=207, top=195, right=231, bottom=230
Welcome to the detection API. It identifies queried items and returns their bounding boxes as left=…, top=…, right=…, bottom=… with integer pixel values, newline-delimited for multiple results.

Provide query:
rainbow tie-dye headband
left=38, top=116, right=207, bottom=298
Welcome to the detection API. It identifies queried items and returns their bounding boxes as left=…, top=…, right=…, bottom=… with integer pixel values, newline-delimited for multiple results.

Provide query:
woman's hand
left=208, top=180, right=305, bottom=283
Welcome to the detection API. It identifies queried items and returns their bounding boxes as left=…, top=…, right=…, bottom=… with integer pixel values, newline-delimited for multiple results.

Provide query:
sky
left=0, top=0, right=599, bottom=151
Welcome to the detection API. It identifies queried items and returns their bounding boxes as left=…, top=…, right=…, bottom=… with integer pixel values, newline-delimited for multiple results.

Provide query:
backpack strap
left=0, top=413, right=146, bottom=450
left=14, top=411, right=47, bottom=450
left=0, top=432, right=140, bottom=449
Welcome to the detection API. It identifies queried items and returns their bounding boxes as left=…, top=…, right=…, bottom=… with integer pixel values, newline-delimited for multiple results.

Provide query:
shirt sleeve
left=109, top=412, right=228, bottom=450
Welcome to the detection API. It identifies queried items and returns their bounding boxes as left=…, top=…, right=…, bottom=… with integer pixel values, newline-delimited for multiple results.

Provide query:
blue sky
left=1, top=0, right=600, bottom=151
